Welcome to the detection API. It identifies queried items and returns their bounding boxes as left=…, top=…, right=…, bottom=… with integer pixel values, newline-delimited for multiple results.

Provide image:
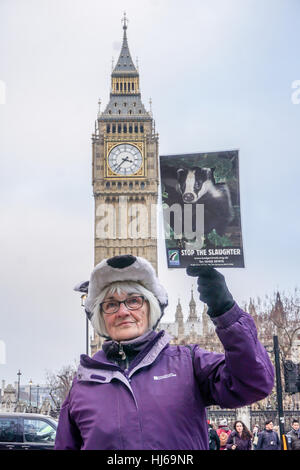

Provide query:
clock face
left=108, top=144, right=143, bottom=176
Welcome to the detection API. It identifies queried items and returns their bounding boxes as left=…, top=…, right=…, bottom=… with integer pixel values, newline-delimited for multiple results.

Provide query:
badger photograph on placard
left=159, top=150, right=245, bottom=268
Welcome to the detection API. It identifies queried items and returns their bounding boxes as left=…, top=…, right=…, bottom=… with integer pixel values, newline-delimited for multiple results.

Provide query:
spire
left=202, top=304, right=209, bottom=336
left=270, top=291, right=286, bottom=327
left=112, top=12, right=138, bottom=76
left=189, top=289, right=196, bottom=308
left=97, top=99, right=101, bottom=119
left=175, top=298, right=183, bottom=323
left=100, top=14, right=150, bottom=120
left=187, top=289, right=197, bottom=322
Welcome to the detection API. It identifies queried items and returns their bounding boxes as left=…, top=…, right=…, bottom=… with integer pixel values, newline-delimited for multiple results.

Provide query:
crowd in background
left=207, top=418, right=300, bottom=450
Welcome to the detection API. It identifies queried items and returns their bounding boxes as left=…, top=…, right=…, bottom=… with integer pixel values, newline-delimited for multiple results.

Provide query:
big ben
left=92, top=14, right=159, bottom=272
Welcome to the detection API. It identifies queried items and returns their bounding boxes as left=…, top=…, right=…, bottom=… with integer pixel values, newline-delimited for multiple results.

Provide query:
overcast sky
left=1, top=0, right=299, bottom=388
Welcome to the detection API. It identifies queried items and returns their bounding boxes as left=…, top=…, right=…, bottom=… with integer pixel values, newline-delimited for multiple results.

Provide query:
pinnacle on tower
left=187, top=289, right=198, bottom=323
left=175, top=298, right=183, bottom=322
left=101, top=14, right=150, bottom=118
left=112, top=12, right=138, bottom=77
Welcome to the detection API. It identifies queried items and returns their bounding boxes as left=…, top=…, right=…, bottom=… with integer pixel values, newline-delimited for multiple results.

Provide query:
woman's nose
left=116, top=302, right=131, bottom=316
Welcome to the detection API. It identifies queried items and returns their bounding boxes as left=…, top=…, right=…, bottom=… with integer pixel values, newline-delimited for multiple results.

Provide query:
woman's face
left=102, top=290, right=150, bottom=341
left=235, top=422, right=243, bottom=433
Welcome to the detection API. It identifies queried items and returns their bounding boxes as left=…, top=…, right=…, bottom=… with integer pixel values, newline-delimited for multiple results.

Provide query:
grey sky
left=0, top=0, right=299, bottom=387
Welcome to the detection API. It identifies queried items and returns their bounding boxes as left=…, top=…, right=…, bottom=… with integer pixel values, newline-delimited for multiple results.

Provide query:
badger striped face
left=176, top=167, right=214, bottom=203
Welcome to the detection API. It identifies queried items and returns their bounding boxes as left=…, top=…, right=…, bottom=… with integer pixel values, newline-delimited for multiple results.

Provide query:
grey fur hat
left=74, top=255, right=168, bottom=327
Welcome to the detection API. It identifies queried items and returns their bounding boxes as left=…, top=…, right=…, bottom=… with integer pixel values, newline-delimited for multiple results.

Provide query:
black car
left=0, top=412, right=57, bottom=450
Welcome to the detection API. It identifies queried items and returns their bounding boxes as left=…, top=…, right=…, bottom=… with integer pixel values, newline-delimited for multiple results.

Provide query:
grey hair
left=91, top=281, right=162, bottom=338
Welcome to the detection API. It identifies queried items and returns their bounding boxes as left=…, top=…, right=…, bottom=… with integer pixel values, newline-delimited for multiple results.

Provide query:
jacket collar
left=77, top=330, right=171, bottom=382
left=102, top=329, right=158, bottom=369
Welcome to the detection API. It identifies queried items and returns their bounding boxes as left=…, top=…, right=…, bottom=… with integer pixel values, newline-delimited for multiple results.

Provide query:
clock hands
left=108, top=144, right=142, bottom=176
left=114, top=156, right=133, bottom=173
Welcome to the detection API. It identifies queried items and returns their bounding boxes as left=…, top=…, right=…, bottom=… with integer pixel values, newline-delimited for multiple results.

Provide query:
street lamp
left=15, top=370, right=22, bottom=412
left=29, top=379, right=33, bottom=410
left=81, top=294, right=89, bottom=356
left=17, top=370, right=21, bottom=404
left=36, top=384, right=40, bottom=413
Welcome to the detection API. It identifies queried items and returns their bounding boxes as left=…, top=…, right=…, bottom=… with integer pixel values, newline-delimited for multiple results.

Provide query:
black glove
left=186, top=265, right=234, bottom=317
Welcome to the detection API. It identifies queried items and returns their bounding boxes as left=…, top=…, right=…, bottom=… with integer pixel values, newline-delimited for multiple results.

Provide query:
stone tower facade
left=92, top=14, right=159, bottom=272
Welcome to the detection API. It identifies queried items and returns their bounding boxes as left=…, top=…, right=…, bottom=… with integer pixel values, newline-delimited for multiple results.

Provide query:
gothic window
left=108, top=110, right=112, bottom=114
left=118, top=124, right=122, bottom=133
left=120, top=83, right=123, bottom=91
left=139, top=110, right=142, bottom=114
left=106, top=124, right=110, bottom=133
left=117, top=182, right=122, bottom=189
left=124, top=102, right=127, bottom=107
left=116, top=83, right=119, bottom=91
left=123, top=125, right=127, bottom=133
left=133, top=102, right=136, bottom=106
left=114, top=103, right=117, bottom=107
left=118, top=110, right=121, bottom=114
left=129, top=110, right=132, bottom=115
left=129, top=183, right=133, bottom=189
left=129, top=125, right=133, bottom=133
left=124, top=83, right=127, bottom=91
left=140, top=125, right=144, bottom=133
left=134, top=125, right=138, bottom=133
left=106, top=182, right=110, bottom=188
left=132, top=83, right=134, bottom=91
left=141, top=182, right=145, bottom=189
left=112, top=124, right=116, bottom=133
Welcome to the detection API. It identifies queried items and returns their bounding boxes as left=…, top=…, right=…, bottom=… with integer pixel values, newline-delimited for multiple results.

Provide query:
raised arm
left=187, top=266, right=274, bottom=408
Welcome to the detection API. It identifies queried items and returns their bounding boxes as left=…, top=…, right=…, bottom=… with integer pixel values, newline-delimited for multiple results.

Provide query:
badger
left=176, top=167, right=234, bottom=238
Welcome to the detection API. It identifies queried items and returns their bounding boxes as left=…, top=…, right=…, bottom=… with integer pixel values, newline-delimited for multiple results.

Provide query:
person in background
left=226, top=420, right=252, bottom=450
left=286, top=419, right=300, bottom=450
left=217, top=419, right=231, bottom=450
left=252, top=424, right=259, bottom=450
left=256, top=420, right=281, bottom=450
left=207, top=421, right=220, bottom=450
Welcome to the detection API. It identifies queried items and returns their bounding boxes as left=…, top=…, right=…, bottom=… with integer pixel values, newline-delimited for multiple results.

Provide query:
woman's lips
left=117, top=321, right=135, bottom=327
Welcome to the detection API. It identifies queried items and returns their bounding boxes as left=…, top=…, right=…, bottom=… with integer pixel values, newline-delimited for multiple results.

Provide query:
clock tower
left=92, top=14, right=159, bottom=272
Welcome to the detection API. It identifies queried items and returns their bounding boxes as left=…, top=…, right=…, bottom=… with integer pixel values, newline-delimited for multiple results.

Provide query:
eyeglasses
left=100, top=295, right=145, bottom=314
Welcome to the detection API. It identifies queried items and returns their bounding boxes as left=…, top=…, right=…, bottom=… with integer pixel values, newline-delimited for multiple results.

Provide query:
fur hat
left=219, top=419, right=228, bottom=426
left=74, top=255, right=168, bottom=325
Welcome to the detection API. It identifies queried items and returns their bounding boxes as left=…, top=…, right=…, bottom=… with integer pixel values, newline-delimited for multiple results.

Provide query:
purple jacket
left=54, top=303, right=274, bottom=450
left=226, top=431, right=252, bottom=450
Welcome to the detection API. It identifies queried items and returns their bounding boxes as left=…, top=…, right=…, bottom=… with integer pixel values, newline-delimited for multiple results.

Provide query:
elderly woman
left=54, top=254, right=274, bottom=450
